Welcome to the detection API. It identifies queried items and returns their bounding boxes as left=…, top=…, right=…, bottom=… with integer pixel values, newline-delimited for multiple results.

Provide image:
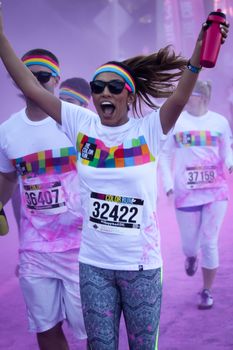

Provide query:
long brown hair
left=122, top=46, right=187, bottom=116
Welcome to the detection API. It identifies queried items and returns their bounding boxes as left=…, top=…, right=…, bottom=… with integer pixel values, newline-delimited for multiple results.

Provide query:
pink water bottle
left=200, top=9, right=226, bottom=68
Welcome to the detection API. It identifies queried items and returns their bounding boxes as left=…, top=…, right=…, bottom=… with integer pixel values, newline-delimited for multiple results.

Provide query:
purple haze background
left=0, top=1, right=233, bottom=349
left=1, top=0, right=233, bottom=120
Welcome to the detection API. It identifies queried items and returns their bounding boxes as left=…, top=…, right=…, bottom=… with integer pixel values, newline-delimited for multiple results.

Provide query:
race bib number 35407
left=89, top=192, right=144, bottom=235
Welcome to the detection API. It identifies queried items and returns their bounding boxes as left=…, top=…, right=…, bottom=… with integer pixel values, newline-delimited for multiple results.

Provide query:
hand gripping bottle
left=0, top=202, right=9, bottom=236
left=200, top=9, right=226, bottom=68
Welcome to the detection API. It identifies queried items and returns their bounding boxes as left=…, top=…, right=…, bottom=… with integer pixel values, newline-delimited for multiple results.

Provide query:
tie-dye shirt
left=159, top=110, right=233, bottom=208
left=0, top=109, right=83, bottom=253
left=61, top=101, right=167, bottom=271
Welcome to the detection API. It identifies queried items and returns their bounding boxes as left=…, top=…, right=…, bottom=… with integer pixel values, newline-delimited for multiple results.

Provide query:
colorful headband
left=92, top=63, right=136, bottom=94
left=22, top=55, right=60, bottom=76
left=59, top=87, right=90, bottom=105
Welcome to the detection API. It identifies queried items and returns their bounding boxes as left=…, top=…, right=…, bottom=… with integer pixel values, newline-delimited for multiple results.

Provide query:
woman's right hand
left=0, top=202, right=9, bottom=236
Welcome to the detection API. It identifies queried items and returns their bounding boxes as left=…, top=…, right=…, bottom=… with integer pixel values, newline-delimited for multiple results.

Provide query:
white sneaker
left=198, top=289, right=214, bottom=310
left=185, top=256, right=198, bottom=276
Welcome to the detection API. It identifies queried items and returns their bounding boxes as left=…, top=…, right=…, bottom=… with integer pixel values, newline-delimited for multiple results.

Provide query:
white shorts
left=18, top=249, right=86, bottom=339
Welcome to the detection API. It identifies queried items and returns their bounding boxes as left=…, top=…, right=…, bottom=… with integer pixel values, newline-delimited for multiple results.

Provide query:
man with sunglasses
left=0, top=48, right=95, bottom=349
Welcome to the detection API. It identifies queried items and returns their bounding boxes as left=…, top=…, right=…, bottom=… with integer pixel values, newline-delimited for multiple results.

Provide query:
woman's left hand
left=197, top=21, right=230, bottom=45
left=220, top=22, right=230, bottom=44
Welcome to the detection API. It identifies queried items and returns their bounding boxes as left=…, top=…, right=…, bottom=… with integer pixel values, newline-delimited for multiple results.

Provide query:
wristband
left=187, top=60, right=202, bottom=73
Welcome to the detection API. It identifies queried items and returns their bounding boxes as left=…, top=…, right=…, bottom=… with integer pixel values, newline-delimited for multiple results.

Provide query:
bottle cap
left=209, top=9, right=226, bottom=19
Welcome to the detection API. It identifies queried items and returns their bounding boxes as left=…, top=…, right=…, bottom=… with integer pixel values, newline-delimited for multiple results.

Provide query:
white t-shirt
left=0, top=108, right=83, bottom=253
left=159, top=110, right=233, bottom=208
left=62, top=101, right=167, bottom=270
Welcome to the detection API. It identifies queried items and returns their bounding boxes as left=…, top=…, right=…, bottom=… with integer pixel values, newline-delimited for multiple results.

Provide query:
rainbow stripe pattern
left=174, top=130, right=222, bottom=147
left=92, top=64, right=136, bottom=93
left=12, top=147, right=77, bottom=176
left=22, top=55, right=60, bottom=76
left=77, top=133, right=155, bottom=168
left=59, top=87, right=90, bottom=105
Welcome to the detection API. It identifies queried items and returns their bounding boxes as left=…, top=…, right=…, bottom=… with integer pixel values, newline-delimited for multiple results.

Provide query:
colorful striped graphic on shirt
left=174, top=130, right=222, bottom=147
left=12, top=147, right=77, bottom=176
left=77, top=133, right=155, bottom=168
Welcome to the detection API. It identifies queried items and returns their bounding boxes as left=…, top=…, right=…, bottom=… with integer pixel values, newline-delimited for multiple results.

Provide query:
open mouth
left=100, top=101, right=116, bottom=116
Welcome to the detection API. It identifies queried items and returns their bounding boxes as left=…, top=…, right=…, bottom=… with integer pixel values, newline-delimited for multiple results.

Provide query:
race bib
left=89, top=192, right=144, bottom=234
left=185, top=166, right=218, bottom=189
left=23, top=180, right=67, bottom=215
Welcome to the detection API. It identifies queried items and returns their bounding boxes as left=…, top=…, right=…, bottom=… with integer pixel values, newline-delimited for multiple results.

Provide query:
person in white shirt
left=11, top=76, right=92, bottom=234
left=0, top=5, right=229, bottom=348
left=59, top=77, right=91, bottom=107
left=0, top=48, right=90, bottom=350
left=160, top=80, right=233, bottom=310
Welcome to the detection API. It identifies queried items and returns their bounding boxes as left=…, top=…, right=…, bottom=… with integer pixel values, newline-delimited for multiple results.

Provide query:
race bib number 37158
left=89, top=192, right=144, bottom=235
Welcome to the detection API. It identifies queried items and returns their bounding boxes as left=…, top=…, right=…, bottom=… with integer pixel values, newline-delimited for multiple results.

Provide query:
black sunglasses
left=32, top=71, right=56, bottom=84
left=90, top=80, right=126, bottom=95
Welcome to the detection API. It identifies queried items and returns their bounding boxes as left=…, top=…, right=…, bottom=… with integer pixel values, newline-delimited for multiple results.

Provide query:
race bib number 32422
left=89, top=192, right=144, bottom=235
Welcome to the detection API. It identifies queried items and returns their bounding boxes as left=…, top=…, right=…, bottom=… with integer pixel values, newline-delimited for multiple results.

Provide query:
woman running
left=0, top=5, right=229, bottom=348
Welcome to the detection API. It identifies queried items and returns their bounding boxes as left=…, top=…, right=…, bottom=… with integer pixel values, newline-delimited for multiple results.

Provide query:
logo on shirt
left=81, top=142, right=96, bottom=161
left=182, top=133, right=192, bottom=144
left=15, top=162, right=29, bottom=176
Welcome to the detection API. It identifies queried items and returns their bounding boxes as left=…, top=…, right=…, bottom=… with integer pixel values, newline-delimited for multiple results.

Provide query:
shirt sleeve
left=141, top=109, right=171, bottom=157
left=158, top=135, right=175, bottom=193
left=0, top=126, right=15, bottom=173
left=219, top=119, right=233, bottom=169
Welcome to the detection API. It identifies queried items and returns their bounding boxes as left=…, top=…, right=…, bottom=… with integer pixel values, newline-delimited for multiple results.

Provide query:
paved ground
left=0, top=175, right=233, bottom=350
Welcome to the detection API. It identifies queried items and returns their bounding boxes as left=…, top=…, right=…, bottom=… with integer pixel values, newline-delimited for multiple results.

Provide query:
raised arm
left=0, top=171, right=17, bottom=206
left=0, top=3, right=62, bottom=124
left=0, top=172, right=17, bottom=236
left=220, top=120, right=233, bottom=173
left=160, top=23, right=229, bottom=134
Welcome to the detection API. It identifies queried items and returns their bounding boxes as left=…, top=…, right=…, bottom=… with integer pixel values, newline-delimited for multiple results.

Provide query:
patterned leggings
left=80, top=263, right=162, bottom=350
